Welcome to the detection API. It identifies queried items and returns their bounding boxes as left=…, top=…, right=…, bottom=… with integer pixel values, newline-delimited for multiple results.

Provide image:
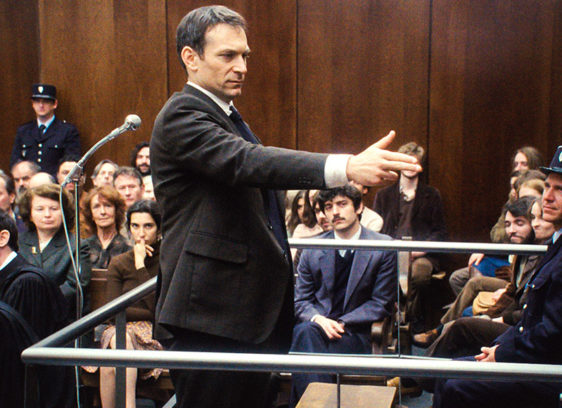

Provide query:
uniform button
left=531, top=284, right=535, bottom=289
left=38, top=143, right=42, bottom=147
left=37, top=158, right=42, bottom=162
left=523, top=304, right=527, bottom=310
left=519, top=326, right=524, bottom=333
left=38, top=151, right=42, bottom=155
left=268, top=224, right=273, bottom=230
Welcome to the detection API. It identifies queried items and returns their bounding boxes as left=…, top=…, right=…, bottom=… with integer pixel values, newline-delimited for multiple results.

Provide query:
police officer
left=10, top=84, right=81, bottom=177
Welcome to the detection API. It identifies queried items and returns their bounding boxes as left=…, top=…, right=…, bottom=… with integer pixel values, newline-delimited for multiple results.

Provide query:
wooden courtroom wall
left=0, top=0, right=560, bottom=248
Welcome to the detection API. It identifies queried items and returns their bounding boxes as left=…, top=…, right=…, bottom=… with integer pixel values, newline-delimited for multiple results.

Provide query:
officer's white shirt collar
left=187, top=82, right=233, bottom=116
left=37, top=115, right=55, bottom=129
left=553, top=229, right=562, bottom=243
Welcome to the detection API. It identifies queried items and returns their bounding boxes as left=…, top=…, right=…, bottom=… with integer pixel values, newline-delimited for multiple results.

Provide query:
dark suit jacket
left=295, top=228, right=396, bottom=334
left=373, top=181, right=448, bottom=268
left=18, top=229, right=91, bottom=311
left=151, top=84, right=328, bottom=346
left=494, top=236, right=562, bottom=364
left=11, top=117, right=81, bottom=176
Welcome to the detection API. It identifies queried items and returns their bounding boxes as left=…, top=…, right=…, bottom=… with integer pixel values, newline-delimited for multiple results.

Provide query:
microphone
left=61, top=114, right=141, bottom=187
left=124, top=114, right=141, bottom=131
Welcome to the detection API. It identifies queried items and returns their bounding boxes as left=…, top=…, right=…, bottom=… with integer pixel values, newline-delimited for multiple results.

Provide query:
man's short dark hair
left=176, top=5, right=247, bottom=72
left=0, top=210, right=19, bottom=251
left=503, top=196, right=536, bottom=219
left=57, top=154, right=80, bottom=168
left=0, top=170, right=15, bottom=197
left=130, top=141, right=150, bottom=168
left=113, top=166, right=143, bottom=186
left=316, top=185, right=363, bottom=212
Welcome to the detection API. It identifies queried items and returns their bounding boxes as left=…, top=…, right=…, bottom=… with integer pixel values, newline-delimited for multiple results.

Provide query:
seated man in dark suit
left=433, top=146, right=562, bottom=408
left=290, top=185, right=397, bottom=406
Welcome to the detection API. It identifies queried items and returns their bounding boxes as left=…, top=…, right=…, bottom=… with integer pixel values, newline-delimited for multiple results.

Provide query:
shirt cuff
left=324, top=154, right=352, bottom=188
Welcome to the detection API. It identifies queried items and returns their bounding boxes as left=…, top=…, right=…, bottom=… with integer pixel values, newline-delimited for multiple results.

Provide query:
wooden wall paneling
left=0, top=0, right=40, bottom=173
left=548, top=0, right=562, bottom=150
left=428, top=0, right=560, bottom=243
left=166, top=0, right=298, bottom=149
left=297, top=0, right=431, bottom=158
left=38, top=0, right=167, bottom=181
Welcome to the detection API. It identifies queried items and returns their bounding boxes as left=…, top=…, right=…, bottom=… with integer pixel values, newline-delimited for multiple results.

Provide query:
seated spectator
left=517, top=177, right=544, bottom=199
left=287, top=190, right=317, bottom=237
left=414, top=196, right=536, bottom=347
left=11, top=160, right=40, bottom=196
left=91, top=159, right=119, bottom=188
left=511, top=146, right=545, bottom=172
left=28, top=171, right=57, bottom=189
left=56, top=154, right=84, bottom=193
left=142, top=175, right=156, bottom=201
left=131, top=141, right=151, bottom=176
left=113, top=166, right=144, bottom=210
left=290, top=185, right=396, bottom=406
left=17, top=183, right=91, bottom=318
left=84, top=200, right=163, bottom=408
left=0, top=170, right=23, bottom=232
left=80, top=186, right=131, bottom=269
left=349, top=181, right=383, bottom=232
left=432, top=146, right=562, bottom=408
left=373, top=141, right=448, bottom=333
left=0, top=210, right=73, bottom=407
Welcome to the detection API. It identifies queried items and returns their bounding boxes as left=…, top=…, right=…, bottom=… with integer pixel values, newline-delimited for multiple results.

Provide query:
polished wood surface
left=296, top=382, right=396, bottom=408
left=0, top=0, right=560, bottom=247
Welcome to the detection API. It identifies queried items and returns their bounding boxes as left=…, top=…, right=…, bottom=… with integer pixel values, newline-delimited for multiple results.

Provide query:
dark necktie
left=38, top=124, right=46, bottom=134
left=229, top=106, right=289, bottom=256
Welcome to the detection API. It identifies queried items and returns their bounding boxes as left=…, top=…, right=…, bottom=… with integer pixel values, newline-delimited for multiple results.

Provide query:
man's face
left=542, top=173, right=562, bottom=228
left=31, top=98, right=57, bottom=121
left=183, top=23, right=250, bottom=103
left=504, top=211, right=533, bottom=244
left=11, top=162, right=35, bottom=195
left=114, top=175, right=143, bottom=209
left=323, top=194, right=361, bottom=234
left=57, top=161, right=76, bottom=185
left=314, top=202, right=332, bottom=232
left=93, top=163, right=116, bottom=187
left=135, top=147, right=151, bottom=175
left=0, top=179, right=15, bottom=213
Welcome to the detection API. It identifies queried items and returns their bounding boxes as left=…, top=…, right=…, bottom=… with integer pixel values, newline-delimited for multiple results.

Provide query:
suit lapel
left=344, top=229, right=372, bottom=308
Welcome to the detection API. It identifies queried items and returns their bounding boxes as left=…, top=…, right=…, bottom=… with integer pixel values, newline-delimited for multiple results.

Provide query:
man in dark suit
left=150, top=6, right=420, bottom=408
left=290, top=185, right=396, bottom=405
left=373, top=141, right=448, bottom=333
left=433, top=146, right=562, bottom=408
left=10, top=84, right=81, bottom=177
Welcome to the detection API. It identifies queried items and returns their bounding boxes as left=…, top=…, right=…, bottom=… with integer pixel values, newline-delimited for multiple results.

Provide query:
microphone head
left=125, top=114, right=141, bottom=130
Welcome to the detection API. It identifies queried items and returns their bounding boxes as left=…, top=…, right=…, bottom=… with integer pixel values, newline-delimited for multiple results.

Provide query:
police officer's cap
left=31, top=84, right=57, bottom=101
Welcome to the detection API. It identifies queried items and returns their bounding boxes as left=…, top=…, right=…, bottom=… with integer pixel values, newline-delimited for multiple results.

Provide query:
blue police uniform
left=10, top=118, right=81, bottom=176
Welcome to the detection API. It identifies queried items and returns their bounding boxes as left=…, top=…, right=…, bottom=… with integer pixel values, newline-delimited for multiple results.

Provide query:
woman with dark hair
left=17, top=183, right=91, bottom=316
left=80, top=186, right=131, bottom=269
left=287, top=190, right=307, bottom=236
left=88, top=200, right=164, bottom=408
